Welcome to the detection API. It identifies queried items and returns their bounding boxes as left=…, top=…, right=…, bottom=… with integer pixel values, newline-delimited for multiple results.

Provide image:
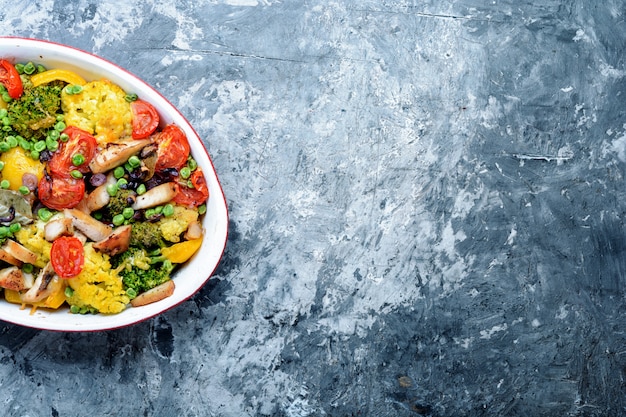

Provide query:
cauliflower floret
left=158, top=206, right=199, bottom=243
left=61, top=79, right=132, bottom=144
left=65, top=243, right=130, bottom=314
left=14, top=220, right=51, bottom=268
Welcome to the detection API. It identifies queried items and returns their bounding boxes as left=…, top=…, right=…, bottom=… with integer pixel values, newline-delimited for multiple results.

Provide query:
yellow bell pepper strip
left=30, top=69, right=87, bottom=87
left=5, top=283, right=66, bottom=311
left=160, top=238, right=203, bottom=264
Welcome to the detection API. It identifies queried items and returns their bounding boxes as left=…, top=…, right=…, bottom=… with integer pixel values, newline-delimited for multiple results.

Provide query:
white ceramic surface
left=0, top=37, right=228, bottom=331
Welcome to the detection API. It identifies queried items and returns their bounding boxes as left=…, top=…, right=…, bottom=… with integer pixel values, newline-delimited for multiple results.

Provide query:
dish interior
left=0, top=38, right=228, bottom=331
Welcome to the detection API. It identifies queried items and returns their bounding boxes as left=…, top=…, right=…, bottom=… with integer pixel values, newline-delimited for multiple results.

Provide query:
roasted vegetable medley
left=0, top=58, right=208, bottom=314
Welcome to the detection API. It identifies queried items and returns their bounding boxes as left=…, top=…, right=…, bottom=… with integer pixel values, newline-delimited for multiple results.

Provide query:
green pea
left=180, top=167, right=191, bottom=179
left=136, top=184, right=146, bottom=195
left=2, top=116, right=10, bottom=126
left=162, top=203, right=175, bottom=217
left=70, top=305, right=80, bottom=314
left=117, top=178, right=128, bottom=188
left=124, top=93, right=138, bottom=102
left=23, top=62, right=36, bottom=75
left=187, top=158, right=197, bottom=171
left=0, top=226, right=9, bottom=238
left=70, top=170, right=83, bottom=179
left=0, top=161, right=5, bottom=171
left=9, top=223, right=20, bottom=234
left=59, top=133, right=69, bottom=142
left=48, top=129, right=60, bottom=140
left=72, top=153, right=85, bottom=166
left=1, top=92, right=12, bottom=103
left=46, top=138, right=59, bottom=152
left=0, top=142, right=10, bottom=152
left=112, top=214, right=125, bottom=226
left=127, top=155, right=141, bottom=168
left=0, top=109, right=6, bottom=118
left=34, top=140, right=46, bottom=152
left=64, top=287, right=74, bottom=298
left=106, top=183, right=118, bottom=197
left=198, top=204, right=207, bottom=215
left=122, top=207, right=134, bottom=219
left=54, top=121, right=66, bottom=132
left=38, top=207, right=53, bottom=222
left=22, top=263, right=34, bottom=274
left=17, top=137, right=29, bottom=150
left=30, top=150, right=40, bottom=160
left=37, top=64, right=46, bottom=73
left=56, top=114, right=65, bottom=122
left=0, top=180, right=9, bottom=189
left=113, top=166, right=125, bottom=179
left=18, top=185, right=29, bottom=195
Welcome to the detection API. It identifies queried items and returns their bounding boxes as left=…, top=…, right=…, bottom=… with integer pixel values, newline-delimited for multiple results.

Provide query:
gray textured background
left=1, top=1, right=626, bottom=416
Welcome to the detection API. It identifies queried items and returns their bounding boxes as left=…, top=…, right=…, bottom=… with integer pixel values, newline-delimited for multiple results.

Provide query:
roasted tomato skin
left=173, top=169, right=209, bottom=208
left=51, top=236, right=84, bottom=278
left=155, top=124, right=190, bottom=171
left=37, top=172, right=85, bottom=210
left=0, top=59, right=23, bottom=99
left=131, top=99, right=159, bottom=139
left=48, top=126, right=97, bottom=177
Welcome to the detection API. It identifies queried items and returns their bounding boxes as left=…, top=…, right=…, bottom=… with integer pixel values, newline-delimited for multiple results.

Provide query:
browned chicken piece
left=0, top=266, right=27, bottom=291
left=64, top=208, right=113, bottom=241
left=132, top=182, right=177, bottom=210
left=130, top=280, right=175, bottom=307
left=1, top=240, right=38, bottom=265
left=89, top=138, right=151, bottom=174
left=93, top=224, right=132, bottom=256
left=21, top=262, right=59, bottom=303
left=44, top=217, right=75, bottom=242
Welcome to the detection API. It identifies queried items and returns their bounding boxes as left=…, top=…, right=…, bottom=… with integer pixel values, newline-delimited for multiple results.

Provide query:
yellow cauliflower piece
left=14, top=221, right=51, bottom=268
left=158, top=206, right=199, bottom=243
left=61, top=79, right=132, bottom=144
left=65, top=243, right=130, bottom=314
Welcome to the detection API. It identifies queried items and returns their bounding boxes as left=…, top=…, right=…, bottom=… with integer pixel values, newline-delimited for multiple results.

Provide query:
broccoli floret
left=112, top=246, right=174, bottom=298
left=8, top=83, right=63, bottom=140
left=130, top=221, right=166, bottom=249
left=105, top=189, right=136, bottom=217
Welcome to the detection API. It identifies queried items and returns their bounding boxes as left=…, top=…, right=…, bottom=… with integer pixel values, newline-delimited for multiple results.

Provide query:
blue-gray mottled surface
left=0, top=1, right=625, bottom=416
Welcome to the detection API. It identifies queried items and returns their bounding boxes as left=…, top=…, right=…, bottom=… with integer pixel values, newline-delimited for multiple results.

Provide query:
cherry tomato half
left=0, top=59, right=23, bottom=99
left=48, top=126, right=97, bottom=177
left=38, top=172, right=85, bottom=211
left=131, top=99, right=159, bottom=139
left=173, top=169, right=209, bottom=208
left=51, top=236, right=84, bottom=278
left=155, top=124, right=190, bottom=171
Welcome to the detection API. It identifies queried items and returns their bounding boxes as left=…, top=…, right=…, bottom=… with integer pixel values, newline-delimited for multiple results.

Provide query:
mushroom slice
left=89, top=138, right=151, bottom=174
left=132, top=182, right=177, bottom=210
left=64, top=208, right=113, bottom=242
left=1, top=240, right=38, bottom=265
left=0, top=266, right=27, bottom=291
left=93, top=225, right=131, bottom=256
left=44, top=217, right=75, bottom=242
left=130, top=280, right=175, bottom=307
